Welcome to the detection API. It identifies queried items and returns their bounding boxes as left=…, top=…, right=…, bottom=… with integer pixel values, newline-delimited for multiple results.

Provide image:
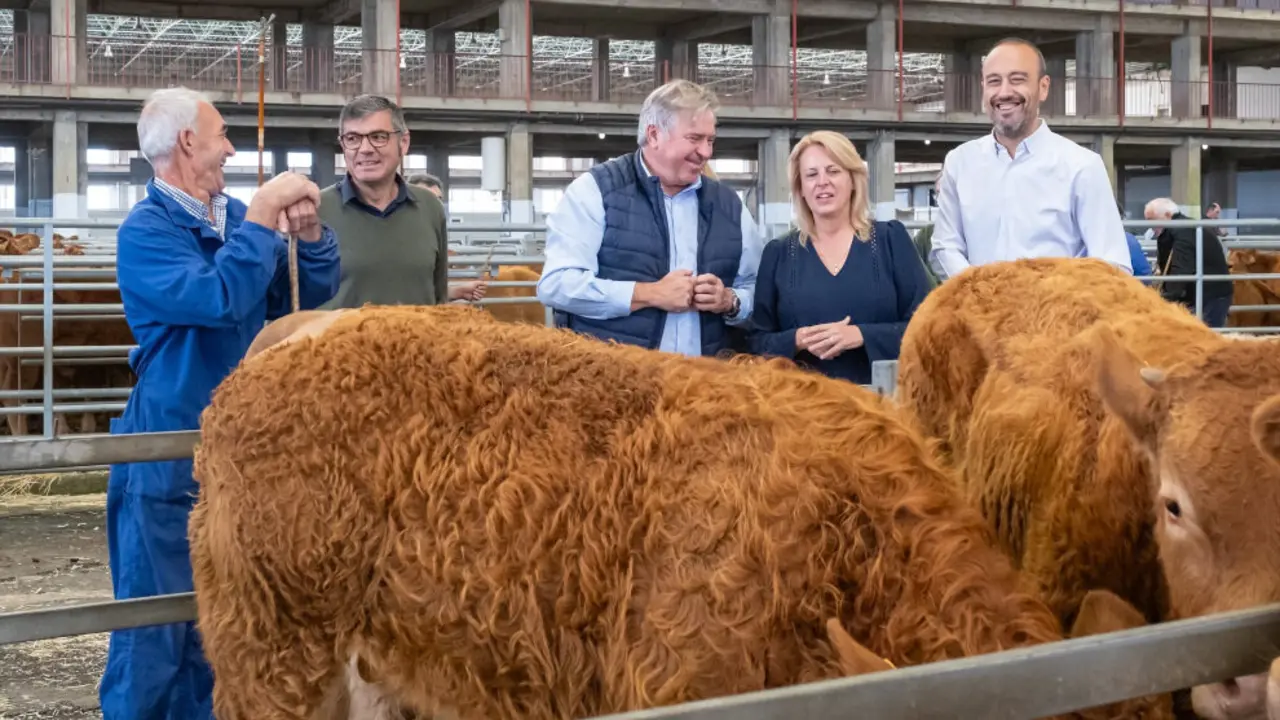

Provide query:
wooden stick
left=288, top=232, right=299, bottom=313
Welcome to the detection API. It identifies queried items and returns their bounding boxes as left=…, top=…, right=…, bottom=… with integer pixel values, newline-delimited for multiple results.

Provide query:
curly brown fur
left=898, top=257, right=1280, bottom=719
left=191, top=304, right=1104, bottom=720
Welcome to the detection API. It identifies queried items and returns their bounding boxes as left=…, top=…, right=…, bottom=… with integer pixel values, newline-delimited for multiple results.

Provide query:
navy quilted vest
left=556, top=152, right=745, bottom=356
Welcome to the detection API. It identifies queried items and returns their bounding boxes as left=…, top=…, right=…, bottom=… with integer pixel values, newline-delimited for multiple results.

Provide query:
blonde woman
left=748, top=130, right=931, bottom=384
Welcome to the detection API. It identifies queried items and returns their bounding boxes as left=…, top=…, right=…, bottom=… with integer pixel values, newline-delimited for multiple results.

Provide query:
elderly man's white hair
left=635, top=80, right=719, bottom=146
left=1144, top=197, right=1180, bottom=218
left=137, top=87, right=210, bottom=167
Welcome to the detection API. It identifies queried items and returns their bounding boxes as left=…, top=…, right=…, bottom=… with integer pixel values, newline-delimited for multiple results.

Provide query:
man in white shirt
left=929, top=38, right=1132, bottom=281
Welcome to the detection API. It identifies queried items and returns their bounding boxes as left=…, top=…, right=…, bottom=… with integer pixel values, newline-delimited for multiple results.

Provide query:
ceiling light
left=598, top=132, right=606, bottom=139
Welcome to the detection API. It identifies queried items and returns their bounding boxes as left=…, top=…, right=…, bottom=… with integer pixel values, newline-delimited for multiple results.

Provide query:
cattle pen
left=2, top=217, right=1280, bottom=718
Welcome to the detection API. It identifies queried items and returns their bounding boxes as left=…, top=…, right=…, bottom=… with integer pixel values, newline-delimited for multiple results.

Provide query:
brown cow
left=192, top=304, right=1167, bottom=720
left=1228, top=249, right=1280, bottom=329
left=896, top=257, right=1280, bottom=720
left=484, top=264, right=545, bottom=326
left=0, top=242, right=135, bottom=436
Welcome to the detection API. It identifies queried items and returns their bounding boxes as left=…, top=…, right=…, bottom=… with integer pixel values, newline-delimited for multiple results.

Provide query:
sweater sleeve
left=747, top=238, right=799, bottom=357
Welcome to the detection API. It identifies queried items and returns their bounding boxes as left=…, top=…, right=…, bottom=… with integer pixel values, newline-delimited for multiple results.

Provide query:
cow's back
left=193, top=304, right=1065, bottom=718
left=897, top=259, right=1219, bottom=626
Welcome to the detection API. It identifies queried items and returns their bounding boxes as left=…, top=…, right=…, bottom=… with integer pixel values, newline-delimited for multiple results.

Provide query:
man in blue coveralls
left=99, top=86, right=341, bottom=719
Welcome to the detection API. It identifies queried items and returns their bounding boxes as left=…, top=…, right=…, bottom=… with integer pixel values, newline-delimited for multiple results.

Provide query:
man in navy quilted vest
left=536, top=79, right=765, bottom=357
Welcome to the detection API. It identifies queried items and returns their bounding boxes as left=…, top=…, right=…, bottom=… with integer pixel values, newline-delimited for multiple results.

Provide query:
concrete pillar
left=758, top=129, right=791, bottom=235
left=653, top=39, right=696, bottom=84
left=507, top=123, right=533, bottom=223
left=592, top=38, right=611, bottom=101
left=1211, top=60, right=1237, bottom=120
left=867, top=131, right=896, bottom=220
left=301, top=23, right=334, bottom=92
left=1204, top=151, right=1238, bottom=211
left=1075, top=28, right=1115, bottom=117
left=1171, top=33, right=1201, bottom=120
left=272, top=147, right=290, bottom=177
left=13, top=139, right=30, bottom=217
left=866, top=6, right=896, bottom=112
left=271, top=20, right=289, bottom=91
left=13, top=8, right=51, bottom=84
left=944, top=48, right=980, bottom=114
left=310, top=133, right=337, bottom=188
left=499, top=0, right=529, bottom=100
left=1171, top=137, right=1202, bottom=217
left=1044, top=57, right=1068, bottom=117
left=49, top=0, right=87, bottom=85
left=425, top=29, right=456, bottom=97
left=361, top=0, right=399, bottom=97
left=28, top=127, right=53, bottom=217
left=751, top=7, right=790, bottom=107
left=425, top=146, right=450, bottom=192
left=52, top=110, right=86, bottom=219
left=1094, top=134, right=1117, bottom=195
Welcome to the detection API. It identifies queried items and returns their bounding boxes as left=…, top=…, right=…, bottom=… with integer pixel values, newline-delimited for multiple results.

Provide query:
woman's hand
left=796, top=316, right=864, bottom=360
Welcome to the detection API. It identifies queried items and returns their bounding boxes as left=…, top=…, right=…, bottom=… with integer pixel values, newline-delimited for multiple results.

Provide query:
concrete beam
left=319, top=0, right=360, bottom=25
left=84, top=0, right=304, bottom=21
left=1095, top=134, right=1117, bottom=195
left=499, top=0, right=529, bottom=99
left=1171, top=33, right=1201, bottom=119
left=797, top=22, right=864, bottom=44
left=1220, top=46, right=1280, bottom=68
left=665, top=13, right=753, bottom=41
left=425, top=0, right=502, bottom=33
left=537, top=0, right=772, bottom=13
left=866, top=4, right=895, bottom=111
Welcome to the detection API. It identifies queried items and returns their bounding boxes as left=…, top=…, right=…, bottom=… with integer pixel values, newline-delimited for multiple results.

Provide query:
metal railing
left=3, top=216, right=1279, bottom=441
left=2, top=429, right=1280, bottom=719
left=1122, top=217, right=1280, bottom=333
left=0, top=218, right=552, bottom=439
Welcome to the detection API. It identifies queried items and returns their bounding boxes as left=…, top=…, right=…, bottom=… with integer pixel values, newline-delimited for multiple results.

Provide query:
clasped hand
left=245, top=171, right=324, bottom=243
left=650, top=269, right=735, bottom=314
left=796, top=317, right=863, bottom=360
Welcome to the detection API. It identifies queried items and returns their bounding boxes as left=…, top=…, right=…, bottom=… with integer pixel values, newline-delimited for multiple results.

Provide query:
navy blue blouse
left=748, top=220, right=932, bottom=384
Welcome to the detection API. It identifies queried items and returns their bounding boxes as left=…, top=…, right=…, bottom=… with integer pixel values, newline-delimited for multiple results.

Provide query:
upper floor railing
left=1, top=33, right=1279, bottom=124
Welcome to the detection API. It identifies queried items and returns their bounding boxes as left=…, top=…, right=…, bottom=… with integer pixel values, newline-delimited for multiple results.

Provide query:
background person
left=1145, top=196, right=1232, bottom=327
left=749, top=131, right=931, bottom=384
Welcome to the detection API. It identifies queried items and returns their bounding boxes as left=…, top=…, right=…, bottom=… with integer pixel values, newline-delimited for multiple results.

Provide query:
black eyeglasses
left=339, top=130, right=402, bottom=151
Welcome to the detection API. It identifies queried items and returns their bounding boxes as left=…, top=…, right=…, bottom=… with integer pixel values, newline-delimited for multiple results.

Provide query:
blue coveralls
left=100, top=180, right=341, bottom=720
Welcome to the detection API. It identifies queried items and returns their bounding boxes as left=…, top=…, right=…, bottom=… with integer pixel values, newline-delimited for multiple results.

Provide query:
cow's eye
left=1164, top=499, right=1182, bottom=519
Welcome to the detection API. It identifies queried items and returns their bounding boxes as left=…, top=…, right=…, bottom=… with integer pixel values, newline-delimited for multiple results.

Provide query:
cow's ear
left=1251, top=394, right=1280, bottom=469
left=825, top=619, right=895, bottom=676
left=1070, top=590, right=1148, bottom=638
left=1094, top=325, right=1167, bottom=451
left=245, top=310, right=347, bottom=361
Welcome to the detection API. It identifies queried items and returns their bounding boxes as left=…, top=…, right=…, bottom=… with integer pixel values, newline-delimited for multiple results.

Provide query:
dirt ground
left=0, top=494, right=110, bottom=719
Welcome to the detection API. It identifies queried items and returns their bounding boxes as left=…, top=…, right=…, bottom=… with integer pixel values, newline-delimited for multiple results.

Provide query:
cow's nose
left=1193, top=673, right=1268, bottom=720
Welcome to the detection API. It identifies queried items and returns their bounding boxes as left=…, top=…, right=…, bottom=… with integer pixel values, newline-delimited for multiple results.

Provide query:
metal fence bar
left=0, top=430, right=200, bottom=472
left=0, top=593, right=197, bottom=646
left=592, top=602, right=1280, bottom=720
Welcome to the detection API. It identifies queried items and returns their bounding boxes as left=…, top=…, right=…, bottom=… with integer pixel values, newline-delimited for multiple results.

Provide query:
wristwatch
left=721, top=291, right=741, bottom=318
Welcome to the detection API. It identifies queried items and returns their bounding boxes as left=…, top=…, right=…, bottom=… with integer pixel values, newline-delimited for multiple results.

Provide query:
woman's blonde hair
left=788, top=130, right=872, bottom=245
left=702, top=164, right=718, bottom=181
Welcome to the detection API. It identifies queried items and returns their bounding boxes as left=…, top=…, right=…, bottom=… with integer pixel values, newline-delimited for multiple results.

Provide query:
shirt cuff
left=607, top=280, right=638, bottom=318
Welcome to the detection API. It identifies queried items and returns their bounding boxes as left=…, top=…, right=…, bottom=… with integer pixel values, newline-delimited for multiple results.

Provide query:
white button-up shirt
left=929, top=120, right=1132, bottom=280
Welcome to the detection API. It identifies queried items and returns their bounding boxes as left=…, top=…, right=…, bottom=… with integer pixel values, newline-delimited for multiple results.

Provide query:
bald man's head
left=982, top=38, right=1051, bottom=143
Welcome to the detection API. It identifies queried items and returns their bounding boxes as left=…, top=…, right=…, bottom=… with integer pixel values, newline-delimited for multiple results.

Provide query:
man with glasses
left=318, top=94, right=483, bottom=308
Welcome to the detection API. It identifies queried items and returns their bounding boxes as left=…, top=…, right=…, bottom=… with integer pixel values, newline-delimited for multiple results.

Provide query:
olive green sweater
left=317, top=181, right=449, bottom=309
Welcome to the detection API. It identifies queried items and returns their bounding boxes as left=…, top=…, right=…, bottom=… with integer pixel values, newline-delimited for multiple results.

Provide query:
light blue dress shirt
left=930, top=120, right=1132, bottom=281
left=536, top=157, right=765, bottom=357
